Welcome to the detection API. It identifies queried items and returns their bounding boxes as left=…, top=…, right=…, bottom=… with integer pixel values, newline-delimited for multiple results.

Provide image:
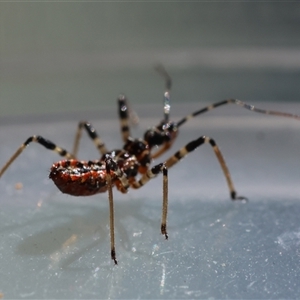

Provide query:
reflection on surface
left=0, top=106, right=300, bottom=298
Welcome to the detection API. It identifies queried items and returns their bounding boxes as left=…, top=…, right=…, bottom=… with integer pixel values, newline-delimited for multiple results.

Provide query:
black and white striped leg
left=131, top=163, right=169, bottom=239
left=118, top=95, right=131, bottom=143
left=176, top=99, right=300, bottom=127
left=72, top=121, right=108, bottom=158
left=0, top=135, right=74, bottom=178
left=164, top=136, right=247, bottom=201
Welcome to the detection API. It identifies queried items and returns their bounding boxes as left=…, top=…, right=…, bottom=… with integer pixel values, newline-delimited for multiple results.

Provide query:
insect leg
left=164, top=136, right=247, bottom=201
left=131, top=163, right=169, bottom=239
left=72, top=121, right=108, bottom=157
left=0, top=135, right=73, bottom=178
left=105, top=157, right=118, bottom=265
left=118, top=95, right=132, bottom=143
left=234, top=99, right=300, bottom=120
left=176, top=99, right=300, bottom=127
left=161, top=166, right=168, bottom=239
left=103, top=154, right=131, bottom=264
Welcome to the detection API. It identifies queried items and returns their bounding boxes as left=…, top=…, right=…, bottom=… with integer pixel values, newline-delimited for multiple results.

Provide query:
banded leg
left=104, top=156, right=130, bottom=265
left=164, top=136, right=246, bottom=201
left=72, top=121, right=108, bottom=157
left=131, top=163, right=169, bottom=239
left=177, top=99, right=300, bottom=127
left=105, top=158, right=117, bottom=265
left=118, top=95, right=132, bottom=143
left=0, top=136, right=74, bottom=178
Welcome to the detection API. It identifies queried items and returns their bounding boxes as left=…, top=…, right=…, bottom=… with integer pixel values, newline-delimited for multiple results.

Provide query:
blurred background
left=1, top=2, right=300, bottom=118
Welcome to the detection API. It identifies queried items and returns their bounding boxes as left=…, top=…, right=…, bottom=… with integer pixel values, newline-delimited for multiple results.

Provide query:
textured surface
left=0, top=103, right=300, bottom=299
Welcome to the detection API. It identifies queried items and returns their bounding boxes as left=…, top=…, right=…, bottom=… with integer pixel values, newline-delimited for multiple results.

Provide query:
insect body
left=50, top=159, right=112, bottom=196
left=1, top=65, right=300, bottom=264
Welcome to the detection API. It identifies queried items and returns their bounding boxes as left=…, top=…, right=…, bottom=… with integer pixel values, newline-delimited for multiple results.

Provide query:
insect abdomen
left=49, top=160, right=108, bottom=196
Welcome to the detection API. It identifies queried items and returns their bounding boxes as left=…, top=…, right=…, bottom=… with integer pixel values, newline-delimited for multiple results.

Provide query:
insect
left=1, top=65, right=300, bottom=265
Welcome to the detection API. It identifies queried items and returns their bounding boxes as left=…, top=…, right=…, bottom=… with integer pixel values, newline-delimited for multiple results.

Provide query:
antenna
left=155, top=64, right=172, bottom=123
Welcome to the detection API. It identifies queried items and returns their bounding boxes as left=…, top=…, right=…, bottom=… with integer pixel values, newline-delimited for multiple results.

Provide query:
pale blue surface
left=0, top=103, right=300, bottom=299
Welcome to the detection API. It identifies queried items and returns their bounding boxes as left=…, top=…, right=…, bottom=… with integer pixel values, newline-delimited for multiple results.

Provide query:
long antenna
left=155, top=64, right=172, bottom=123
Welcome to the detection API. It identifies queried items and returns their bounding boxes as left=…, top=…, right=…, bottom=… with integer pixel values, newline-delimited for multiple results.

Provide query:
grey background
left=1, top=2, right=300, bottom=118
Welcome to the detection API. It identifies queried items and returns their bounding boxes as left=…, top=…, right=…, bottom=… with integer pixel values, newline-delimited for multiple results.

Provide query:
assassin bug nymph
left=1, top=66, right=300, bottom=265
